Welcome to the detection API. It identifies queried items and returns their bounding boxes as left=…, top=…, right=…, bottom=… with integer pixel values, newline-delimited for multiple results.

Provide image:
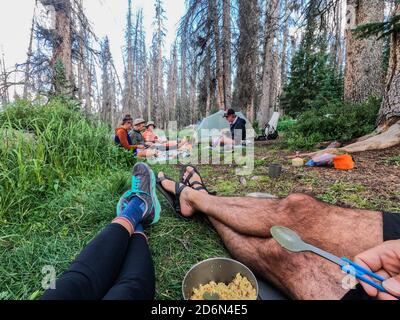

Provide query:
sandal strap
left=182, top=170, right=194, bottom=185
left=174, top=183, right=187, bottom=213
left=157, top=174, right=172, bottom=184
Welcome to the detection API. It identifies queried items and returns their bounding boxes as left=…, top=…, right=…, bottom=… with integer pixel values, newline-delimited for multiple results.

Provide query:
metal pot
left=268, top=164, right=282, bottom=178
left=182, top=257, right=259, bottom=300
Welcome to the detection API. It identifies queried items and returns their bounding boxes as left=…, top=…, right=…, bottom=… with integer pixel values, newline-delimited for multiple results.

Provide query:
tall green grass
left=0, top=99, right=133, bottom=220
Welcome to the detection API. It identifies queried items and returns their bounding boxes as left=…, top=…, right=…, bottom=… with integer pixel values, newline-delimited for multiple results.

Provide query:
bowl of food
left=182, top=257, right=259, bottom=300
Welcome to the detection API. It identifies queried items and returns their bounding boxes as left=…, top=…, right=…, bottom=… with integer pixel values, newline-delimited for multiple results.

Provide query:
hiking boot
left=117, top=162, right=161, bottom=227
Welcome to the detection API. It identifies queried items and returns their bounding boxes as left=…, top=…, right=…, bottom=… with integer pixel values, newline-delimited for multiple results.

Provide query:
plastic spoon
left=270, top=226, right=346, bottom=267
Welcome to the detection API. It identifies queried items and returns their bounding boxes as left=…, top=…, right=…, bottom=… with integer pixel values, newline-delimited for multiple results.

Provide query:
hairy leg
left=181, top=190, right=383, bottom=259
left=159, top=169, right=384, bottom=299
left=209, top=217, right=349, bottom=300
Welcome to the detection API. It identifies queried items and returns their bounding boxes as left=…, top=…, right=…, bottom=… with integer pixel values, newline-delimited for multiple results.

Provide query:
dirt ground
left=200, top=144, right=400, bottom=213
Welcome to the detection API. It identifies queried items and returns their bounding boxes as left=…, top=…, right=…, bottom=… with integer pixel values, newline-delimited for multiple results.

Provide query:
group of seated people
left=115, top=108, right=248, bottom=157
left=114, top=115, right=190, bottom=158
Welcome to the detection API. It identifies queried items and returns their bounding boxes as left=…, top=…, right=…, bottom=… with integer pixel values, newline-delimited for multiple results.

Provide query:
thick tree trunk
left=52, top=0, right=73, bottom=93
left=377, top=4, right=400, bottom=128
left=222, top=0, right=232, bottom=110
left=210, top=0, right=225, bottom=110
left=236, top=0, right=258, bottom=122
left=344, top=0, right=384, bottom=103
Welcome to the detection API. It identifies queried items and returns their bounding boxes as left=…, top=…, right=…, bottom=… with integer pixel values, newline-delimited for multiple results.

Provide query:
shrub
left=284, top=97, right=380, bottom=150
left=277, top=116, right=297, bottom=133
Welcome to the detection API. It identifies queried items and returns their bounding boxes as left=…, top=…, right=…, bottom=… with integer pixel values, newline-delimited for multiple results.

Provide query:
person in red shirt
left=114, top=117, right=156, bottom=158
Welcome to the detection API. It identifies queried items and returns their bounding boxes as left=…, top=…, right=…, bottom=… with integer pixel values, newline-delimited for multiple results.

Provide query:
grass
left=1, top=100, right=399, bottom=300
left=0, top=101, right=228, bottom=300
left=385, top=155, right=400, bottom=166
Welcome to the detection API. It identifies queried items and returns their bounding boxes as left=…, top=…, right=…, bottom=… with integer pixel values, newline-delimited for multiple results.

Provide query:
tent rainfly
left=196, top=110, right=255, bottom=142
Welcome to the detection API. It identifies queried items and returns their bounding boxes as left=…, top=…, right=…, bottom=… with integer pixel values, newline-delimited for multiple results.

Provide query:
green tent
left=196, top=110, right=255, bottom=142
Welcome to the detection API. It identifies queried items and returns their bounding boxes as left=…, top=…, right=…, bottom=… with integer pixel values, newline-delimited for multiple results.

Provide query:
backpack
left=265, top=124, right=279, bottom=140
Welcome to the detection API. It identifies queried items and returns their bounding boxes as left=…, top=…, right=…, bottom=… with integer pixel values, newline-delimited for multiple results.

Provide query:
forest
left=0, top=0, right=400, bottom=301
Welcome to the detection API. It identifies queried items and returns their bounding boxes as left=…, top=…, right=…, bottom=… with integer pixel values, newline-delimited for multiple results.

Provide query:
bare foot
left=182, top=167, right=208, bottom=194
left=158, top=172, right=196, bottom=218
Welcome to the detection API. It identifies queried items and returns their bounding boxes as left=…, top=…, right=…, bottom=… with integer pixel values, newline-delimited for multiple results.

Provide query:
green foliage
left=277, top=116, right=297, bottom=133
left=284, top=98, right=380, bottom=150
left=0, top=99, right=133, bottom=220
left=280, top=1, right=343, bottom=117
left=354, top=14, right=400, bottom=41
left=252, top=120, right=262, bottom=136
left=385, top=156, right=400, bottom=166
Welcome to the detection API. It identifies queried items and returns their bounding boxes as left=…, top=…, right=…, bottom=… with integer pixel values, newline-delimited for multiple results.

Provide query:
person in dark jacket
left=217, top=109, right=247, bottom=146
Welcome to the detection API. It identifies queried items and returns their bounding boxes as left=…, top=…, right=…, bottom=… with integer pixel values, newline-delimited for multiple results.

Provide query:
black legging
left=41, top=223, right=155, bottom=300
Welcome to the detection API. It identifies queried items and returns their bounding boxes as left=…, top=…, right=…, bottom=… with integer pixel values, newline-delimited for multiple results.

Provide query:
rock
left=327, top=141, right=342, bottom=149
left=239, top=177, right=247, bottom=186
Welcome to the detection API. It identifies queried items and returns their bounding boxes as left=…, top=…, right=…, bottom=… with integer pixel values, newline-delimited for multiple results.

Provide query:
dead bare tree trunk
left=51, top=0, right=73, bottom=93
left=1, top=53, right=10, bottom=105
left=258, top=0, right=280, bottom=126
left=205, top=44, right=212, bottom=116
left=23, top=5, right=36, bottom=100
left=344, top=0, right=384, bottom=103
left=222, top=0, right=232, bottom=111
left=332, top=0, right=343, bottom=73
left=280, top=0, right=290, bottom=92
left=210, top=0, right=224, bottom=110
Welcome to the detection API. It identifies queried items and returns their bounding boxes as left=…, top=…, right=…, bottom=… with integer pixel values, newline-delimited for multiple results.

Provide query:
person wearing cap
left=129, top=118, right=160, bottom=158
left=130, top=118, right=147, bottom=147
left=143, top=121, right=160, bottom=145
left=221, top=108, right=247, bottom=146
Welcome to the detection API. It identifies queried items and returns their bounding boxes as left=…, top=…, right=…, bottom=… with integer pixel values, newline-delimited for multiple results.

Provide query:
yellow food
left=190, top=273, right=257, bottom=300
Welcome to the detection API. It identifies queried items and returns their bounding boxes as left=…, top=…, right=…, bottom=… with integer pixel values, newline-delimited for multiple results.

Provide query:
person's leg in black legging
left=103, top=233, right=155, bottom=300
left=41, top=222, right=132, bottom=300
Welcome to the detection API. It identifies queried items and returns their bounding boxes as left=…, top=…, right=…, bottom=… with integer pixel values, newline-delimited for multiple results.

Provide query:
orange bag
left=333, top=154, right=355, bottom=170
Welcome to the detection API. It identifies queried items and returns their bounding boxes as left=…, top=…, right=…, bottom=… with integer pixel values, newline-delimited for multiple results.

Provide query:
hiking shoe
left=117, top=162, right=161, bottom=227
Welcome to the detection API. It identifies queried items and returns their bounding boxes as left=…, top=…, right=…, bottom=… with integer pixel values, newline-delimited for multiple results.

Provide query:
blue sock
left=135, top=223, right=144, bottom=234
left=121, top=197, right=146, bottom=228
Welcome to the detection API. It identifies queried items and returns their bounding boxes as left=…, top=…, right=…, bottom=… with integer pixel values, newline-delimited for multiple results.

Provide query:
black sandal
left=156, top=174, right=190, bottom=220
left=180, top=165, right=216, bottom=195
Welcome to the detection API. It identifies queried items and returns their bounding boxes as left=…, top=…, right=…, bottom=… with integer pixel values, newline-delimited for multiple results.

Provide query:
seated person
left=143, top=121, right=161, bottom=145
left=216, top=109, right=247, bottom=146
left=114, top=117, right=157, bottom=158
left=143, top=121, right=191, bottom=152
left=157, top=166, right=400, bottom=300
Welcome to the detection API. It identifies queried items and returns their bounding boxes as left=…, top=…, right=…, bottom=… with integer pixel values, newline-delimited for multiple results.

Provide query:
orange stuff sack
left=333, top=154, right=355, bottom=170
